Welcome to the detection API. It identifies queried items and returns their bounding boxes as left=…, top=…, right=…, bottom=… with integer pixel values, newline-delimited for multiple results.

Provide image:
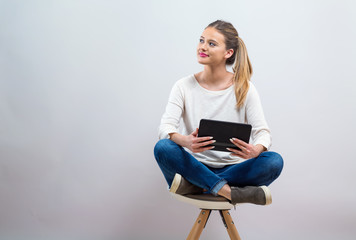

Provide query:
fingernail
left=211, top=146, right=215, bottom=149
left=232, top=138, right=237, bottom=141
left=229, top=138, right=233, bottom=142
left=226, top=148, right=231, bottom=150
left=210, top=137, right=213, bottom=139
left=212, top=140, right=216, bottom=143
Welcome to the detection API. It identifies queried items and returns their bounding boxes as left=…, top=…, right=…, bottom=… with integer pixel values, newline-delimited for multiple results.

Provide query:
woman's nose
left=200, top=42, right=207, bottom=50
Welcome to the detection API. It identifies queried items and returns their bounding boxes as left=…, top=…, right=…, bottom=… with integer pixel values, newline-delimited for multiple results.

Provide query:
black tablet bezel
left=197, top=119, right=252, bottom=152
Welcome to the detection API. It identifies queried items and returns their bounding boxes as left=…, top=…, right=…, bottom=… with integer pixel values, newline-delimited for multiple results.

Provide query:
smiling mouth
left=199, top=53, right=209, bottom=57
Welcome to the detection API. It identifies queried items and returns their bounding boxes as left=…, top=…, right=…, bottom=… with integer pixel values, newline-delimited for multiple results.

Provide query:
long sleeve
left=245, top=83, right=272, bottom=150
left=158, top=81, right=185, bottom=139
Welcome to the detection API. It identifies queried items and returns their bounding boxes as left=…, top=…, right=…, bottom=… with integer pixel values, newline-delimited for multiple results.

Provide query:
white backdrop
left=1, top=0, right=356, bottom=239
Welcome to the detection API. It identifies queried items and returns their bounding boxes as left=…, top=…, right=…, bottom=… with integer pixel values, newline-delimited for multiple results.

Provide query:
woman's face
left=197, top=27, right=234, bottom=66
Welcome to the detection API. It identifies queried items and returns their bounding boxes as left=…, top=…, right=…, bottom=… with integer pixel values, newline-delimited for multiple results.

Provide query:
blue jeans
left=154, top=139, right=283, bottom=196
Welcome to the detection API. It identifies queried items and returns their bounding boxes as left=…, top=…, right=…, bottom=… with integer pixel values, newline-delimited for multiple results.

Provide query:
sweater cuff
left=159, top=126, right=178, bottom=140
left=254, top=139, right=271, bottom=151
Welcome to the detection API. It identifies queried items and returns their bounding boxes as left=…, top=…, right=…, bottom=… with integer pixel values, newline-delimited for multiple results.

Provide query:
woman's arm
left=244, top=83, right=272, bottom=150
left=158, top=82, right=184, bottom=140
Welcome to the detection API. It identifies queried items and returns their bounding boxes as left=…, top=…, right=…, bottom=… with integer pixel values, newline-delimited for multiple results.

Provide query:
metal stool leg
left=219, top=210, right=241, bottom=240
left=186, top=209, right=211, bottom=240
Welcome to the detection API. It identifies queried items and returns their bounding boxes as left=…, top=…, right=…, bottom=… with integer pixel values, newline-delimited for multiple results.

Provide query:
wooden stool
left=171, top=193, right=242, bottom=240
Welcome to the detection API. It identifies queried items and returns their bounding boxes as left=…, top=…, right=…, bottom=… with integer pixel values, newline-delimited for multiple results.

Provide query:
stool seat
left=170, top=192, right=234, bottom=210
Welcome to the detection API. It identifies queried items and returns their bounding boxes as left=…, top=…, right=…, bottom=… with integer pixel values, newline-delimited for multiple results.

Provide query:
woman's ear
left=225, top=49, right=234, bottom=59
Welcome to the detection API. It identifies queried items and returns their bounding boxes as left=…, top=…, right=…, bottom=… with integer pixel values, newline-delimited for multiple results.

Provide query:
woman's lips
left=199, top=53, right=208, bottom=57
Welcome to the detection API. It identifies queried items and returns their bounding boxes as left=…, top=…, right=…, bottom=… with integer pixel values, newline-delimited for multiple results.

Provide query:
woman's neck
left=196, top=64, right=233, bottom=91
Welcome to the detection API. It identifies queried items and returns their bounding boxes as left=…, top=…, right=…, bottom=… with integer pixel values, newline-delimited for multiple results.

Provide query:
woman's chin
left=197, top=59, right=210, bottom=65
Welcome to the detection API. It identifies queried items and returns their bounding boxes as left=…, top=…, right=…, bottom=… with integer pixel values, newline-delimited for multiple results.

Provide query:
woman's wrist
left=169, top=132, right=187, bottom=147
left=255, top=144, right=266, bottom=155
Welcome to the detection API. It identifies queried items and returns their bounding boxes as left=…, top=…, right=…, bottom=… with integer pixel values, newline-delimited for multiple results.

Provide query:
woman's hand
left=227, top=138, right=266, bottom=159
left=184, top=128, right=216, bottom=153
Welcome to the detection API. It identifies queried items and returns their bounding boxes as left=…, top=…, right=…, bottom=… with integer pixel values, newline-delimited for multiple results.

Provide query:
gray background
left=1, top=0, right=355, bottom=239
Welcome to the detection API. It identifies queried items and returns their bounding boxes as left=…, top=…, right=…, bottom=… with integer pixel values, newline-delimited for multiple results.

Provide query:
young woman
left=154, top=20, right=283, bottom=205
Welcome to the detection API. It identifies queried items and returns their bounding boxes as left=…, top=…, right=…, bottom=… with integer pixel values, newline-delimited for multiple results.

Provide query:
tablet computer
left=197, top=119, right=252, bottom=152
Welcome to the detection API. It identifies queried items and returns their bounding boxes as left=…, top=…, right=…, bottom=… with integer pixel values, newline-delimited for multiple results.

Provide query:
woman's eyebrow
left=200, top=36, right=219, bottom=44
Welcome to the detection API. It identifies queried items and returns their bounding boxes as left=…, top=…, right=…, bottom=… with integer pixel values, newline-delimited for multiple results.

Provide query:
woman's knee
left=153, top=139, right=178, bottom=160
left=262, top=151, right=284, bottom=175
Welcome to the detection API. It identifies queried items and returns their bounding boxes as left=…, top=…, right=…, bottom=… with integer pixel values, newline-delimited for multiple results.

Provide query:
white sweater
left=158, top=74, right=272, bottom=168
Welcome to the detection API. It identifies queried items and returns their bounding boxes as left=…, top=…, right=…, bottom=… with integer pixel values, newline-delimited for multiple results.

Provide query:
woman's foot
left=230, top=186, right=272, bottom=205
left=169, top=173, right=204, bottom=195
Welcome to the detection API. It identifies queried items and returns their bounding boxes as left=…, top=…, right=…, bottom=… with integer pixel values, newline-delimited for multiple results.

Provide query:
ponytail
left=232, top=37, right=253, bottom=109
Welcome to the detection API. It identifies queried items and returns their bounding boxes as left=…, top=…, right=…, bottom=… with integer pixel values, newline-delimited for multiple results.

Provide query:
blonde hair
left=206, top=20, right=253, bottom=108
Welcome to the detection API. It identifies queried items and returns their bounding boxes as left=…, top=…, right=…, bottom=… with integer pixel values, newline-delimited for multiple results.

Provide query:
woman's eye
left=209, top=42, right=216, bottom=46
left=199, top=39, right=204, bottom=43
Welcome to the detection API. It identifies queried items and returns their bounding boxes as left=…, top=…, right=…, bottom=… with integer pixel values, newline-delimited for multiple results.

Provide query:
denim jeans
left=154, top=139, right=283, bottom=196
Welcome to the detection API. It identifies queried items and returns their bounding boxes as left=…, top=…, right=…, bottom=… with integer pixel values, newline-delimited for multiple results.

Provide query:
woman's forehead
left=201, top=27, right=225, bottom=44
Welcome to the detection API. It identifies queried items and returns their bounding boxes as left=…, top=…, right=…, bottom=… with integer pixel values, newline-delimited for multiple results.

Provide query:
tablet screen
left=198, top=119, right=252, bottom=152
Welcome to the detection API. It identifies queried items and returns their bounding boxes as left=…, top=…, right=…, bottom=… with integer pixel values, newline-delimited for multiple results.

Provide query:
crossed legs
left=154, top=139, right=283, bottom=199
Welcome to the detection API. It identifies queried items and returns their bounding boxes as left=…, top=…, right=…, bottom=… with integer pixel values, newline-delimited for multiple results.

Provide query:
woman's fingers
left=227, top=138, right=259, bottom=159
left=227, top=147, right=248, bottom=158
left=230, top=138, right=247, bottom=147
left=230, top=138, right=250, bottom=152
left=191, top=128, right=199, bottom=137
left=191, top=137, right=215, bottom=152
left=194, top=136, right=214, bottom=143
left=226, top=147, right=241, bottom=154
left=193, top=139, right=215, bottom=148
left=227, top=138, right=247, bottom=156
